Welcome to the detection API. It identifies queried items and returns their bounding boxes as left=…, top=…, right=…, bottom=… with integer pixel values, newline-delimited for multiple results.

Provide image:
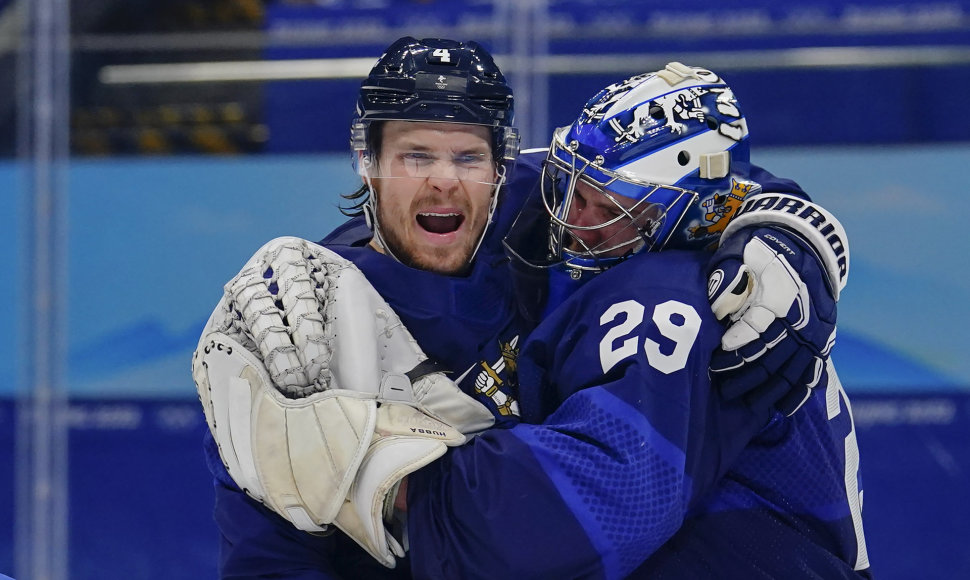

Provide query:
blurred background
left=2, top=0, right=969, bottom=578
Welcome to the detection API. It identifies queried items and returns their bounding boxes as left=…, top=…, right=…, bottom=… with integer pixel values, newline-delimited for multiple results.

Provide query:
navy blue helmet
left=352, top=36, right=519, bottom=163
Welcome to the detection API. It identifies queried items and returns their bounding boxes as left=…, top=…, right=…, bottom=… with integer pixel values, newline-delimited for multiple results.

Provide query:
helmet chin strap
left=467, top=163, right=506, bottom=263
left=361, top=172, right=406, bottom=265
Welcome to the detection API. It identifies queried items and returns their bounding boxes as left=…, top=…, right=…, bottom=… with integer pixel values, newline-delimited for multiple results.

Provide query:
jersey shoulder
left=318, top=215, right=370, bottom=247
left=749, top=163, right=809, bottom=200
left=479, top=149, right=547, bottom=256
left=576, top=250, right=713, bottom=312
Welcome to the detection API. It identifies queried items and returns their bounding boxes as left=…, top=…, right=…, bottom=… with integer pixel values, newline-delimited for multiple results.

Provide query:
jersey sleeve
left=406, top=252, right=766, bottom=579
left=631, top=364, right=872, bottom=579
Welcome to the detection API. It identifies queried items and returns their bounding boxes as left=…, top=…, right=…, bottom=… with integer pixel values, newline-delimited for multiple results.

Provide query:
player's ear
left=354, top=149, right=377, bottom=183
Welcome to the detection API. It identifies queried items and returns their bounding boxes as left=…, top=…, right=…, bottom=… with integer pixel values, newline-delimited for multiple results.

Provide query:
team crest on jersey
left=688, top=178, right=761, bottom=240
left=472, top=335, right=520, bottom=417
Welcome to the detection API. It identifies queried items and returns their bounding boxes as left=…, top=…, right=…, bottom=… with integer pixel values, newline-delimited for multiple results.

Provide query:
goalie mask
left=349, top=37, right=519, bottom=270
left=544, top=63, right=758, bottom=274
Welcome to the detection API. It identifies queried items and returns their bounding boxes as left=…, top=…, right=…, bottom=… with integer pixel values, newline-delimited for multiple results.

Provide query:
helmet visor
left=353, top=119, right=506, bottom=186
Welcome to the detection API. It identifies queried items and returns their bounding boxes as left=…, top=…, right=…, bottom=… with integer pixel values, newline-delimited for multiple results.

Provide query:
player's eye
left=402, top=152, right=434, bottom=164
left=454, top=153, right=487, bottom=166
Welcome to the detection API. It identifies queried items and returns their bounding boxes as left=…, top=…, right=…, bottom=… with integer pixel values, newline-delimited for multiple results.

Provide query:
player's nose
left=426, top=172, right=460, bottom=193
left=568, top=220, right=605, bottom=247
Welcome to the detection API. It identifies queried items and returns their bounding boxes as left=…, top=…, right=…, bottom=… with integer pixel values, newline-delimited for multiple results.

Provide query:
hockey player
left=399, top=66, right=868, bottom=578
left=196, top=37, right=527, bottom=578
left=194, top=39, right=861, bottom=579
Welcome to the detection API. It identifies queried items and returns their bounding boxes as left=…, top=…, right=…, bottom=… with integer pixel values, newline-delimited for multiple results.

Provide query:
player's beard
left=375, top=195, right=487, bottom=276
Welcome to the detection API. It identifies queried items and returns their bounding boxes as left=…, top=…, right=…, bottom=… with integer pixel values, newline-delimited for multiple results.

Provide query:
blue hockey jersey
left=406, top=249, right=870, bottom=579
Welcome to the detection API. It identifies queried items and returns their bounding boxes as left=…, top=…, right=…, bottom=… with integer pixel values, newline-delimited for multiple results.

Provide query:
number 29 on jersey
left=599, top=299, right=701, bottom=375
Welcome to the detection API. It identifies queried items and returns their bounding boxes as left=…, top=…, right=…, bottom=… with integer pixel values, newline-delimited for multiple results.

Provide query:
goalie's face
left=368, top=121, right=499, bottom=275
left=560, top=180, right=663, bottom=259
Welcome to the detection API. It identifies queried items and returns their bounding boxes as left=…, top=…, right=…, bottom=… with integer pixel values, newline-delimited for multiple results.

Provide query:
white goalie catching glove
left=192, top=236, right=495, bottom=567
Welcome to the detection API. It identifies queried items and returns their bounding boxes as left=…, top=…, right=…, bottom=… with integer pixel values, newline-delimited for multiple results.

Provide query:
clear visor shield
left=352, top=120, right=509, bottom=188
left=360, top=150, right=502, bottom=186
left=542, top=137, right=698, bottom=270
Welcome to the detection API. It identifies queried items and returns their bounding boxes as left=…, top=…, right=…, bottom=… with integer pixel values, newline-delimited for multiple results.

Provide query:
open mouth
left=417, top=212, right=464, bottom=235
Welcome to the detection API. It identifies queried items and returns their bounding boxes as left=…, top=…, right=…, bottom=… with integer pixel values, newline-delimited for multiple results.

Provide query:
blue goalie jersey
left=406, top=249, right=870, bottom=579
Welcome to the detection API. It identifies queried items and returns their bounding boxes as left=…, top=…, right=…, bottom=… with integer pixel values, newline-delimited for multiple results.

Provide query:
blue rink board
left=0, top=392, right=967, bottom=580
